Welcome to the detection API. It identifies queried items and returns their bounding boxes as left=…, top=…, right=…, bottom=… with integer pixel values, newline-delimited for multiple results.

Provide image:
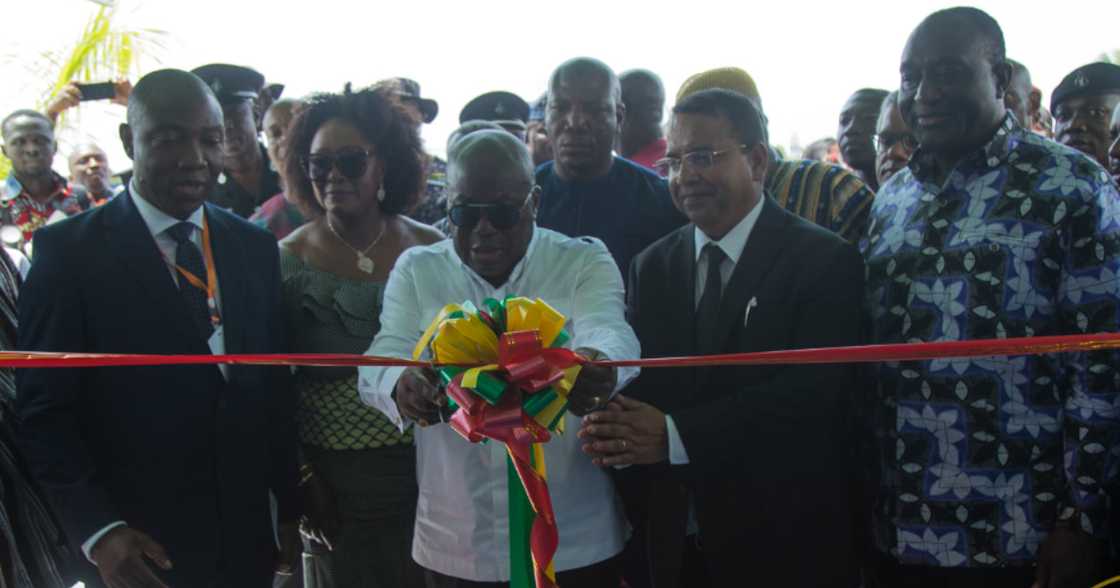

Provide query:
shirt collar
left=129, top=178, right=205, bottom=237
left=694, top=197, right=765, bottom=264
left=451, top=224, right=542, bottom=291
left=2, top=171, right=69, bottom=203
left=908, top=113, right=1022, bottom=182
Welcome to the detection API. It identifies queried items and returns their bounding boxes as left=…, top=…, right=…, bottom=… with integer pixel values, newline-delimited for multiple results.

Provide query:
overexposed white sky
left=2, top=0, right=1117, bottom=175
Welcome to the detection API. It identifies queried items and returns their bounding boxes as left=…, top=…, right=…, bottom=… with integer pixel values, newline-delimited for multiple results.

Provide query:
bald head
left=68, top=142, right=112, bottom=196
left=120, top=68, right=225, bottom=220
left=127, top=69, right=220, bottom=128
left=619, top=69, right=666, bottom=156
left=550, top=57, right=620, bottom=103
left=546, top=57, right=623, bottom=180
left=447, top=129, right=533, bottom=188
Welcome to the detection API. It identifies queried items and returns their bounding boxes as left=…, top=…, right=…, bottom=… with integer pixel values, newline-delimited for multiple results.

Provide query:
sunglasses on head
left=448, top=188, right=537, bottom=230
left=303, top=148, right=375, bottom=182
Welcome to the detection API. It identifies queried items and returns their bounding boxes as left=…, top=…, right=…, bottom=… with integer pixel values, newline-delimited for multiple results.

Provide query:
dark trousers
left=422, top=556, right=620, bottom=588
left=871, top=552, right=1036, bottom=588
left=302, top=444, right=423, bottom=588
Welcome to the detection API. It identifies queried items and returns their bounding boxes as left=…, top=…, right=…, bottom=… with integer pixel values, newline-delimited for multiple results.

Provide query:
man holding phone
left=45, top=80, right=132, bottom=124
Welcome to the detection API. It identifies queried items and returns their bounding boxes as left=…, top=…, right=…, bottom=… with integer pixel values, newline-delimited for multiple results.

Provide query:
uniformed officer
left=459, top=91, right=530, bottom=141
left=1051, top=62, right=1120, bottom=168
left=191, top=63, right=281, bottom=218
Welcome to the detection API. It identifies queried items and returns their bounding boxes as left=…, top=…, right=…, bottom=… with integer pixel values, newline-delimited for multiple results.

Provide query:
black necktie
left=168, top=222, right=214, bottom=339
left=695, top=243, right=726, bottom=350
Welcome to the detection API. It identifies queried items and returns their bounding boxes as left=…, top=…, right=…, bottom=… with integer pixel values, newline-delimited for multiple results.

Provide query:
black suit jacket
left=16, top=190, right=297, bottom=587
left=619, top=197, right=865, bottom=587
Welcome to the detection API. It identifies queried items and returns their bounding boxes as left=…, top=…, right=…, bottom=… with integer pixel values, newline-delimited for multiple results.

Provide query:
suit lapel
left=701, top=197, right=789, bottom=357
left=102, top=190, right=209, bottom=353
left=204, top=204, right=248, bottom=355
left=668, top=225, right=697, bottom=355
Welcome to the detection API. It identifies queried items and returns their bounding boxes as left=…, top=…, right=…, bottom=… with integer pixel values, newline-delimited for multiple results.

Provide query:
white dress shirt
left=359, top=227, right=639, bottom=581
left=666, top=197, right=764, bottom=465
left=82, top=185, right=226, bottom=562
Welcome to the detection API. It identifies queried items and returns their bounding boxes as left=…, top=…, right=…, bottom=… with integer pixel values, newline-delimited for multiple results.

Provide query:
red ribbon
left=3, top=332, right=1118, bottom=369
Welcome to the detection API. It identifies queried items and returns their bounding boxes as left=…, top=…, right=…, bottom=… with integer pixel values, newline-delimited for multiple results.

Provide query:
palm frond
left=0, top=3, right=165, bottom=180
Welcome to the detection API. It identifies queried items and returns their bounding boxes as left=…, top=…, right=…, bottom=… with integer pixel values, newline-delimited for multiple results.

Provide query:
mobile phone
left=76, top=82, right=116, bottom=101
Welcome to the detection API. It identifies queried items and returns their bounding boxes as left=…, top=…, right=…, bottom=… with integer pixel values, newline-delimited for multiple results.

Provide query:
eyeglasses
left=873, top=133, right=918, bottom=153
left=653, top=145, right=748, bottom=177
left=303, top=148, right=375, bottom=181
left=448, top=188, right=536, bottom=230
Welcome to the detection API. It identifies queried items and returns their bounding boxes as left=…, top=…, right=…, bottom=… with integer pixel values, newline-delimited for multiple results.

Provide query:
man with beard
left=69, top=143, right=121, bottom=206
left=1051, top=62, right=1120, bottom=169
left=863, top=7, right=1120, bottom=587
left=17, top=68, right=300, bottom=588
left=192, top=63, right=281, bottom=219
left=536, top=57, right=685, bottom=276
left=0, top=110, right=90, bottom=251
left=873, top=91, right=917, bottom=187
left=837, top=88, right=889, bottom=191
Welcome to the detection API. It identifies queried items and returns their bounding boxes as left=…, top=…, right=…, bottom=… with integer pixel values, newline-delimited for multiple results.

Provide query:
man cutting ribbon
left=358, top=129, right=639, bottom=588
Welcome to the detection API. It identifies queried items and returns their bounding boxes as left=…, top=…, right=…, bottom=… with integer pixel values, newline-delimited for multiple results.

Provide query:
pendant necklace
left=326, top=216, right=386, bottom=274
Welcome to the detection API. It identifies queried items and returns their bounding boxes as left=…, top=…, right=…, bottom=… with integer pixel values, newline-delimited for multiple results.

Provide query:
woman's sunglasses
left=448, top=188, right=537, bottom=230
left=303, top=148, right=375, bottom=182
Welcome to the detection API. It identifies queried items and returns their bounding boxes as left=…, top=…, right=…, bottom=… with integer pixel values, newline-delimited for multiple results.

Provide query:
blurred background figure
left=837, top=88, right=888, bottom=191
left=250, top=97, right=318, bottom=240
left=618, top=69, right=667, bottom=172
left=873, top=90, right=916, bottom=188
left=373, top=77, right=446, bottom=228
left=802, top=137, right=840, bottom=163
left=526, top=92, right=552, bottom=168
left=68, top=142, right=119, bottom=206
left=0, top=109, right=91, bottom=254
left=1004, top=59, right=1041, bottom=129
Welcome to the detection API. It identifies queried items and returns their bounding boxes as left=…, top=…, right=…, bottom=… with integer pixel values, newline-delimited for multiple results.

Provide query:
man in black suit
left=580, top=89, right=865, bottom=587
left=16, top=69, right=300, bottom=588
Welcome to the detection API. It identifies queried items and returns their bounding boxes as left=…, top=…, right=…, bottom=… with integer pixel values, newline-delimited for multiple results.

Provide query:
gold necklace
left=326, top=216, right=386, bottom=274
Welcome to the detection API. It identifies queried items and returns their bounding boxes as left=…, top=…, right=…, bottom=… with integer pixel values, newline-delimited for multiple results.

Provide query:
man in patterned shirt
left=0, top=110, right=90, bottom=253
left=863, top=7, right=1120, bottom=588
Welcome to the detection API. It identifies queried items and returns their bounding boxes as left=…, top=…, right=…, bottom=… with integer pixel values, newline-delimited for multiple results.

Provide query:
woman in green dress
left=279, top=85, right=442, bottom=587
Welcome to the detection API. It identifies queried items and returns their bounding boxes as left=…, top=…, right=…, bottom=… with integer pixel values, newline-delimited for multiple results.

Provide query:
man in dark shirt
left=536, top=57, right=685, bottom=276
left=192, top=63, right=281, bottom=218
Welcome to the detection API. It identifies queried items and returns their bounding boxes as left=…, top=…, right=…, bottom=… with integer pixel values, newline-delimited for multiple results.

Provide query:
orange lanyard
left=167, top=217, right=221, bottom=328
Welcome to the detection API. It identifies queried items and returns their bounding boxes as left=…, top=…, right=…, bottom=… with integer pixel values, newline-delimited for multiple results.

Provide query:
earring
left=377, top=187, right=386, bottom=202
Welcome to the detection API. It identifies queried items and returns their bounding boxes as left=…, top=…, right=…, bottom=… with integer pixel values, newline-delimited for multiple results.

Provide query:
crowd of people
left=0, top=5, right=1119, bottom=588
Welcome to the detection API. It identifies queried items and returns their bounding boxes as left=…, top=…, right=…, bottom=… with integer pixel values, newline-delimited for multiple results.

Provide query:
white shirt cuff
left=82, top=521, right=127, bottom=563
left=666, top=415, right=690, bottom=465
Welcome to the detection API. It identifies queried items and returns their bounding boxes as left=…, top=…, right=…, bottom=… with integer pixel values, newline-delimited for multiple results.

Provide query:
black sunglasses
left=303, top=148, right=375, bottom=181
left=448, top=189, right=536, bottom=230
